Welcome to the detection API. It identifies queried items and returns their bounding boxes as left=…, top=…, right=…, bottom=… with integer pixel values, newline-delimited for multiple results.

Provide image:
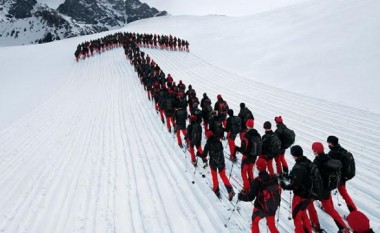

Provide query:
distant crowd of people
left=74, top=32, right=374, bottom=233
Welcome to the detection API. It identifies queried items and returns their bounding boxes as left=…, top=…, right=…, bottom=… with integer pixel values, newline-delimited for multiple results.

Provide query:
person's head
left=193, top=102, right=199, bottom=109
left=246, top=119, right=254, bottom=129
left=290, top=145, right=303, bottom=159
left=274, top=116, right=283, bottom=124
left=227, top=109, right=234, bottom=117
left=217, top=94, right=222, bottom=100
left=256, top=158, right=267, bottom=172
left=179, top=80, right=183, bottom=84
left=263, top=121, right=271, bottom=131
left=312, top=142, right=324, bottom=156
left=188, top=84, right=192, bottom=89
left=347, top=211, right=372, bottom=233
left=211, top=110, right=217, bottom=117
left=327, top=135, right=339, bottom=148
left=240, top=102, right=245, bottom=109
left=203, top=93, right=207, bottom=98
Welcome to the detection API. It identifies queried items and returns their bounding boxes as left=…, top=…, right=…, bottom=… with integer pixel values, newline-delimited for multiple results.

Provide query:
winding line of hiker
left=74, top=32, right=374, bottom=233
left=74, top=32, right=189, bottom=62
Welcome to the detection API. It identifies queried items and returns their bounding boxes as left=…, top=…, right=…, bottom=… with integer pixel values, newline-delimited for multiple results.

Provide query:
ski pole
left=335, top=190, right=342, bottom=207
left=277, top=204, right=281, bottom=227
left=288, top=191, right=292, bottom=220
left=228, top=162, right=234, bottom=180
left=191, top=157, right=199, bottom=184
left=224, top=199, right=240, bottom=228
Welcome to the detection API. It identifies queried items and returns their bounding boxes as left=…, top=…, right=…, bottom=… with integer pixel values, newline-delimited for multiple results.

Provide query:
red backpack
left=257, top=176, right=281, bottom=212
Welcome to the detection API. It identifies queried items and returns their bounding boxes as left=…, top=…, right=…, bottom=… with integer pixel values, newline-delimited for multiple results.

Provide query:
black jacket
left=282, top=156, right=310, bottom=198
left=202, top=136, right=225, bottom=171
left=313, top=153, right=332, bottom=200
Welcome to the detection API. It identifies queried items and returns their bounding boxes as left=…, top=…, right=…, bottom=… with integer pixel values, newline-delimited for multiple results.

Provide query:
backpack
left=281, top=127, right=295, bottom=149
left=268, top=133, right=282, bottom=158
left=213, top=120, right=224, bottom=137
left=208, top=140, right=224, bottom=163
left=302, top=162, right=323, bottom=201
left=191, top=123, right=202, bottom=143
left=340, top=150, right=356, bottom=180
left=257, top=176, right=281, bottom=212
left=323, top=158, right=342, bottom=191
left=218, top=101, right=228, bottom=116
left=230, top=116, right=241, bottom=136
left=243, top=134, right=262, bottom=157
left=243, top=108, right=254, bottom=123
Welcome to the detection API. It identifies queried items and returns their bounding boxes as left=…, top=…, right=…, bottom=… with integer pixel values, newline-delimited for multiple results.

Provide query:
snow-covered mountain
left=0, top=0, right=167, bottom=46
left=0, top=0, right=379, bottom=232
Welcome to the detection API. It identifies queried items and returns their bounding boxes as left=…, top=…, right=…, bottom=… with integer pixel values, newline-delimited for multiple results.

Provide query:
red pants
left=322, top=195, right=347, bottom=229
left=292, top=195, right=312, bottom=233
left=338, top=184, right=357, bottom=212
left=274, top=152, right=289, bottom=174
left=176, top=129, right=186, bottom=145
left=166, top=116, right=174, bottom=130
left=251, top=208, right=279, bottom=233
left=189, top=145, right=203, bottom=162
left=241, top=157, right=254, bottom=190
left=264, top=157, right=275, bottom=175
left=159, top=109, right=165, bottom=121
left=227, top=132, right=236, bottom=159
left=307, top=200, right=320, bottom=230
left=211, top=168, right=232, bottom=192
left=307, top=195, right=347, bottom=229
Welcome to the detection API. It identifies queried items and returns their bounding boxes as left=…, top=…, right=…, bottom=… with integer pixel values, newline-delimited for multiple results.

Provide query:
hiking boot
left=239, top=188, right=250, bottom=195
left=191, top=160, right=197, bottom=167
left=214, top=188, right=221, bottom=198
left=168, top=128, right=171, bottom=133
left=228, top=190, right=235, bottom=201
left=230, top=156, right=237, bottom=163
left=337, top=228, right=351, bottom=233
left=178, top=143, right=183, bottom=148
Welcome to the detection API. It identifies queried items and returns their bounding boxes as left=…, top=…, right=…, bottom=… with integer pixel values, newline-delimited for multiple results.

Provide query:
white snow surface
left=1, top=0, right=380, bottom=232
left=141, top=0, right=311, bottom=16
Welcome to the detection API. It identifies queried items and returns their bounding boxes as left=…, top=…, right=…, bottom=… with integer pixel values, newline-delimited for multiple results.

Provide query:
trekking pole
left=191, top=157, right=199, bottom=184
left=335, top=190, right=342, bottom=207
left=277, top=204, right=281, bottom=227
left=228, top=162, right=235, bottom=180
left=224, top=199, right=240, bottom=228
left=288, top=191, right=292, bottom=220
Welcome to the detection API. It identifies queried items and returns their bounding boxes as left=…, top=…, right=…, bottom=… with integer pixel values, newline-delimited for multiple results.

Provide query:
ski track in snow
left=0, top=46, right=379, bottom=233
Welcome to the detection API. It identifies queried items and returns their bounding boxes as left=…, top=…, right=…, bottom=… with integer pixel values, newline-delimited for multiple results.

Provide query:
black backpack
left=218, top=101, right=228, bottom=116
left=257, top=176, right=281, bottom=212
left=208, top=140, right=224, bottom=163
left=230, top=116, right=241, bottom=136
left=302, top=162, right=323, bottom=200
left=323, top=158, right=342, bottom=191
left=268, top=133, right=282, bottom=158
left=243, top=134, right=262, bottom=157
left=213, top=120, right=224, bottom=137
left=340, top=150, right=356, bottom=180
left=191, top=123, right=202, bottom=144
left=281, top=127, right=295, bottom=149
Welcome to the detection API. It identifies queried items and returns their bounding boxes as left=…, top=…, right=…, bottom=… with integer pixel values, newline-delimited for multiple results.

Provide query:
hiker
left=327, top=135, right=357, bottom=212
left=235, top=119, right=261, bottom=194
left=199, top=130, right=235, bottom=200
left=238, top=158, right=281, bottom=233
left=309, top=142, right=350, bottom=233
left=225, top=109, right=241, bottom=162
left=280, top=145, right=313, bottom=233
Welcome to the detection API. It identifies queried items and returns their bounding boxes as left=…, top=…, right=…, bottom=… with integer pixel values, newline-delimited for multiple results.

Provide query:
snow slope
left=141, top=0, right=310, bottom=16
left=1, top=0, right=380, bottom=232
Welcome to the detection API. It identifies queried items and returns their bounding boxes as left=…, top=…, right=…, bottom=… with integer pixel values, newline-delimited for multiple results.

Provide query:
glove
left=280, top=180, right=291, bottom=190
